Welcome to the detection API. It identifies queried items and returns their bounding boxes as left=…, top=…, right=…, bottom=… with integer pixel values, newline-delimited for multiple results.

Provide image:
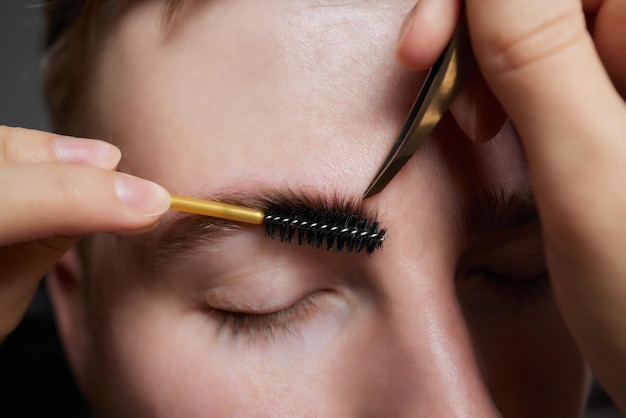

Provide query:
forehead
left=90, top=0, right=527, bottom=201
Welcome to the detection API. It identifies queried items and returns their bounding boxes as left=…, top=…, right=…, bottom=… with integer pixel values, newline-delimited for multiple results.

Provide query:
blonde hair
left=43, top=0, right=183, bottom=136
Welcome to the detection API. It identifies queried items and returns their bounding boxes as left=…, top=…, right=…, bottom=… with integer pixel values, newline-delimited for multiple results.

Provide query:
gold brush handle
left=170, top=194, right=265, bottom=224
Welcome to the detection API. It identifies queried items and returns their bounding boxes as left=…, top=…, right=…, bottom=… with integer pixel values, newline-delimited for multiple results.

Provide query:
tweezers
left=363, top=12, right=476, bottom=198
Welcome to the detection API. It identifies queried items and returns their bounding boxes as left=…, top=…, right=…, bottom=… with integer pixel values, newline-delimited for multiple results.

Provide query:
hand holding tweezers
left=363, top=13, right=476, bottom=198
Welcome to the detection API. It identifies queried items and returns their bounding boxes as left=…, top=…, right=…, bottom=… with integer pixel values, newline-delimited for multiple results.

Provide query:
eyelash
left=208, top=270, right=549, bottom=340
left=470, top=269, right=551, bottom=306
left=209, top=295, right=320, bottom=341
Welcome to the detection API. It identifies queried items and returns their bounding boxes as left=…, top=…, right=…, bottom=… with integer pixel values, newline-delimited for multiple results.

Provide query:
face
left=50, top=0, right=590, bottom=416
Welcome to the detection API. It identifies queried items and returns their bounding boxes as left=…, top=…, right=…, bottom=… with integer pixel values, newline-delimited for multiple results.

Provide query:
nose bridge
left=351, top=135, right=501, bottom=416
left=361, top=194, right=501, bottom=417
left=376, top=272, right=500, bottom=418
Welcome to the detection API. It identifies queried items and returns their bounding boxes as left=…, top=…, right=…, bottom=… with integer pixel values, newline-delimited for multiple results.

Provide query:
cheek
left=87, top=298, right=260, bottom=416
left=94, top=305, right=254, bottom=416
left=85, top=290, right=355, bottom=417
left=464, top=300, right=590, bottom=417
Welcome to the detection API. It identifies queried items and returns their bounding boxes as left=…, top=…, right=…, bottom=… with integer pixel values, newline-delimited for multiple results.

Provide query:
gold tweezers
left=363, top=13, right=476, bottom=198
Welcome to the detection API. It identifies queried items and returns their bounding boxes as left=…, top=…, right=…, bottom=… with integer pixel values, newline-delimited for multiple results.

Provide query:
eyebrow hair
left=461, top=188, right=538, bottom=239
left=146, top=188, right=381, bottom=268
left=162, top=0, right=186, bottom=25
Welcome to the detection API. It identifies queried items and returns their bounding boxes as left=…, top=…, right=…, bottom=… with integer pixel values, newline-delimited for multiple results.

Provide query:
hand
left=0, top=126, right=170, bottom=342
left=398, top=0, right=626, bottom=411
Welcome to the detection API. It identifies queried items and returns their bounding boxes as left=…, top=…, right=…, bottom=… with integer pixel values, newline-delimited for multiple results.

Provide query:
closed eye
left=208, top=293, right=322, bottom=342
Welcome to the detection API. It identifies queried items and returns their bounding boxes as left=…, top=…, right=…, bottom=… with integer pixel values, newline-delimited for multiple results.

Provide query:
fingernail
left=55, top=137, right=121, bottom=168
left=398, top=4, right=418, bottom=48
left=115, top=174, right=171, bottom=216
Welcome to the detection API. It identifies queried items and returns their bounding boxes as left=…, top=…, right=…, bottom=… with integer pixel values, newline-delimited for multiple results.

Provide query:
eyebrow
left=162, top=0, right=185, bottom=24
left=147, top=188, right=381, bottom=266
left=461, top=188, right=538, bottom=240
left=144, top=186, right=536, bottom=270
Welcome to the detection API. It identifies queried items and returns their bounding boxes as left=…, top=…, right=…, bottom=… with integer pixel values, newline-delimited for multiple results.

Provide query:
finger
left=449, top=72, right=507, bottom=142
left=0, top=164, right=171, bottom=245
left=0, top=237, right=78, bottom=342
left=463, top=0, right=621, bottom=134
left=0, top=161, right=171, bottom=340
left=396, top=0, right=462, bottom=70
left=463, top=0, right=625, bottom=180
left=396, top=2, right=506, bottom=143
left=464, top=0, right=626, bottom=407
left=0, top=125, right=120, bottom=168
left=591, top=0, right=626, bottom=96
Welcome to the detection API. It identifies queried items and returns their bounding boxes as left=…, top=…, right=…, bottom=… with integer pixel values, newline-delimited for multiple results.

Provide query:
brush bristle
left=263, top=204, right=385, bottom=254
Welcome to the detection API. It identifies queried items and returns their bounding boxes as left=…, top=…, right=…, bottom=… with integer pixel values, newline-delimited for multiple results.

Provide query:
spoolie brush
left=169, top=194, right=385, bottom=254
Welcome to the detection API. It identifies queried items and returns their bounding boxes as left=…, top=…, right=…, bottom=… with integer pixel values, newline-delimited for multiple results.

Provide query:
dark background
left=0, top=2, right=48, bottom=131
left=0, top=2, right=622, bottom=417
left=0, top=5, right=89, bottom=416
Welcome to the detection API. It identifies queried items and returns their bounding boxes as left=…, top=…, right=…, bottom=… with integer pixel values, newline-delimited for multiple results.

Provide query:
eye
left=463, top=269, right=551, bottom=308
left=457, top=221, right=551, bottom=312
left=207, top=293, right=322, bottom=341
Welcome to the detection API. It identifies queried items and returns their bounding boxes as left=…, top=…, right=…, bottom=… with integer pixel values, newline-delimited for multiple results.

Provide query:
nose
left=347, top=158, right=501, bottom=416
left=354, top=277, right=501, bottom=418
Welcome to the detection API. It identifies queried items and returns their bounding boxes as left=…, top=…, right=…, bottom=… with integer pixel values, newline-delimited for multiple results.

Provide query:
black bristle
left=278, top=218, right=287, bottom=241
left=325, top=212, right=339, bottom=250
left=264, top=215, right=277, bottom=239
left=263, top=204, right=385, bottom=254
left=286, top=219, right=297, bottom=243
left=366, top=221, right=381, bottom=253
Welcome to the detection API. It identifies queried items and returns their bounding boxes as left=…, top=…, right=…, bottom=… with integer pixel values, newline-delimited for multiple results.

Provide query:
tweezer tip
left=362, top=181, right=384, bottom=199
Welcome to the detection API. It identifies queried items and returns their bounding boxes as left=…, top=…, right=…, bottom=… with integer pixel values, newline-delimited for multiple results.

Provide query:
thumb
left=0, top=164, right=171, bottom=340
left=0, top=126, right=172, bottom=340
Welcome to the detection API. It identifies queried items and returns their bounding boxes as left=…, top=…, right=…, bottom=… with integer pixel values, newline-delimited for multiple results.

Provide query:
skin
left=51, top=0, right=587, bottom=416
left=0, top=0, right=623, bottom=415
